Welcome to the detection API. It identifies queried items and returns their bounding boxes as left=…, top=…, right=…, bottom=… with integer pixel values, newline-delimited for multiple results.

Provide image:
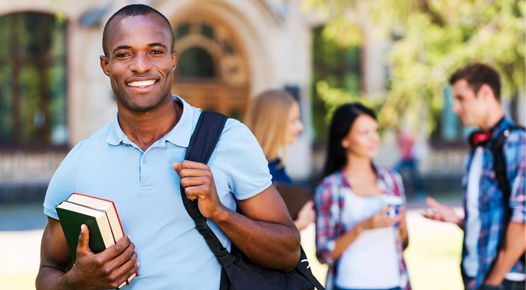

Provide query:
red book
left=67, top=193, right=137, bottom=285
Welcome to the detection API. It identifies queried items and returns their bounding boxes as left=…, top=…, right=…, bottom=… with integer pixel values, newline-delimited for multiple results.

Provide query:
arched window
left=178, top=47, right=215, bottom=78
left=0, top=12, right=68, bottom=148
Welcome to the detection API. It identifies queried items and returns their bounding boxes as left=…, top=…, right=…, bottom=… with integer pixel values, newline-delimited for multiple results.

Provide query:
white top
left=335, top=188, right=400, bottom=289
left=464, top=147, right=484, bottom=277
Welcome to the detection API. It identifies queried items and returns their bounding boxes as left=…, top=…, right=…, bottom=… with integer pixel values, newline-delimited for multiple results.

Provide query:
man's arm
left=36, top=217, right=139, bottom=290
left=174, top=161, right=301, bottom=272
left=484, top=131, right=526, bottom=285
left=422, top=197, right=464, bottom=229
left=483, top=222, right=526, bottom=285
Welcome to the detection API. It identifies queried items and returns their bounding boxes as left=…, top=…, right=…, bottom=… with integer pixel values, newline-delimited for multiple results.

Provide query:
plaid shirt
left=462, top=116, right=526, bottom=289
left=314, top=167, right=411, bottom=290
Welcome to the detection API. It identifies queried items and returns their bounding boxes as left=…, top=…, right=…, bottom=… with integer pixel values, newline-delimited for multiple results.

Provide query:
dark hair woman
left=315, top=103, right=411, bottom=290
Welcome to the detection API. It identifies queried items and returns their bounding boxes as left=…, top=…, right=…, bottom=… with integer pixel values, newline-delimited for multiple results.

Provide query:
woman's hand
left=294, top=200, right=315, bottom=231
left=358, top=208, right=401, bottom=231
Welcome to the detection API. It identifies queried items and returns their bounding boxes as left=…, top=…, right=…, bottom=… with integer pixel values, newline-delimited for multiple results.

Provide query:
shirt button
left=143, top=159, right=147, bottom=164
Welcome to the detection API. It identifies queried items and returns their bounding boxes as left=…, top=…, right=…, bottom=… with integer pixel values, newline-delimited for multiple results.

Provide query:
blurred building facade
left=0, top=0, right=523, bottom=198
left=0, top=0, right=316, bottom=198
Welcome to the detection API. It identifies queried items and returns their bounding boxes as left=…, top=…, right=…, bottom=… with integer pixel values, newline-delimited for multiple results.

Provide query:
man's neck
left=479, top=105, right=505, bottom=132
left=117, top=96, right=181, bottom=151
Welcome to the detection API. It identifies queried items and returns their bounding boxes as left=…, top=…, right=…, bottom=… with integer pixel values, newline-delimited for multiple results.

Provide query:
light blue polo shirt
left=43, top=95, right=272, bottom=290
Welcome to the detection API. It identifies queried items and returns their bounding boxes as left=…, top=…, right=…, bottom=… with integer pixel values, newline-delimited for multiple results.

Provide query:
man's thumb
left=77, top=224, right=91, bottom=255
left=173, top=161, right=182, bottom=175
left=425, top=197, right=441, bottom=209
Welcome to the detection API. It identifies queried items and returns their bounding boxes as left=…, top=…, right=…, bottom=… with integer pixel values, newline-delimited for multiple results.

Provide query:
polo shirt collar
left=105, top=95, right=195, bottom=148
left=106, top=113, right=125, bottom=146
left=164, top=95, right=194, bottom=148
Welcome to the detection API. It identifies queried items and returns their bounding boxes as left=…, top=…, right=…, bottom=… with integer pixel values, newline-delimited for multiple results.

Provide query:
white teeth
left=127, top=80, right=156, bottom=87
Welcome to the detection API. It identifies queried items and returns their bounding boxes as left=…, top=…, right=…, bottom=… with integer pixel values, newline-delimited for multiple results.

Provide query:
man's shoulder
left=68, top=123, right=113, bottom=156
left=501, top=124, right=525, bottom=152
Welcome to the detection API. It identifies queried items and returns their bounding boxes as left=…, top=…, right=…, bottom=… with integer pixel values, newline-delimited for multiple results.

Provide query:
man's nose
left=129, top=53, right=152, bottom=73
left=452, top=100, right=461, bottom=115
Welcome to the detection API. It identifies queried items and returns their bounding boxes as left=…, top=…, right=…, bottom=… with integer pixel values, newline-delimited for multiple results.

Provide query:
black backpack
left=180, top=111, right=325, bottom=290
left=490, top=125, right=526, bottom=265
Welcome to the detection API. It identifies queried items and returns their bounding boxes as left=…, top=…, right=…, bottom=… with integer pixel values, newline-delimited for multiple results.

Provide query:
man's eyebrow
left=112, top=45, right=132, bottom=54
left=148, top=43, right=168, bottom=49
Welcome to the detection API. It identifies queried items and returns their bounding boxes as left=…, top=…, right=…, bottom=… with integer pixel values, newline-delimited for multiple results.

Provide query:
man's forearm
left=212, top=207, right=300, bottom=272
left=36, top=266, right=75, bottom=290
left=484, top=222, right=526, bottom=285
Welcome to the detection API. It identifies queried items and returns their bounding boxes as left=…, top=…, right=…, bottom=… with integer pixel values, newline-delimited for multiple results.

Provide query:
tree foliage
left=305, top=0, right=525, bottom=134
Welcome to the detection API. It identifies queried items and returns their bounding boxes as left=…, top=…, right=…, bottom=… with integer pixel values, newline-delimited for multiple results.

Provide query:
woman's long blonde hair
left=244, top=89, right=297, bottom=164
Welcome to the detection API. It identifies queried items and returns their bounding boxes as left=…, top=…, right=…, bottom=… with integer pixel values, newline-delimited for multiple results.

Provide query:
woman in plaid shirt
left=314, top=103, right=411, bottom=290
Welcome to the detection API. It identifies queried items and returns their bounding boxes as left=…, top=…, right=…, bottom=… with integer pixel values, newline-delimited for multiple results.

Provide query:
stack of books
left=56, top=193, right=136, bottom=288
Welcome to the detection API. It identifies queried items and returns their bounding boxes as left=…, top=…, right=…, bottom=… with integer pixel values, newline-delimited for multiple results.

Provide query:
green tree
left=306, top=0, right=525, bottom=134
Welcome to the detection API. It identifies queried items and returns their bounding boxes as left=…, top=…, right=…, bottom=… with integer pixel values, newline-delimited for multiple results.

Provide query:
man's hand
left=422, top=197, right=463, bottom=228
left=173, top=160, right=227, bottom=221
left=67, top=224, right=139, bottom=290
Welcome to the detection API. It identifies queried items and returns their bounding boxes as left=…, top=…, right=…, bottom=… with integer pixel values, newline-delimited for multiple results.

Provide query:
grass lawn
left=404, top=234, right=464, bottom=290
left=0, top=216, right=465, bottom=290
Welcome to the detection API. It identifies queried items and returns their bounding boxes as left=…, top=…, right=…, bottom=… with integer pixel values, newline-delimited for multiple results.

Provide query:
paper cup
left=383, top=195, right=404, bottom=227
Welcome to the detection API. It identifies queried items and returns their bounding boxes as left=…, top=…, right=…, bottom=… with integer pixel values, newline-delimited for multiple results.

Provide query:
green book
left=56, top=201, right=115, bottom=264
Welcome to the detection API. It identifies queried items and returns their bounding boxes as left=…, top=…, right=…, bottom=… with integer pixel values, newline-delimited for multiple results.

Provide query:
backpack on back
left=490, top=125, right=526, bottom=265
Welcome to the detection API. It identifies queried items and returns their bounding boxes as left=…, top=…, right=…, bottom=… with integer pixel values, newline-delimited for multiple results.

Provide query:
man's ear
left=172, top=50, right=178, bottom=71
left=478, top=84, right=494, bottom=102
left=100, top=55, right=110, bottom=76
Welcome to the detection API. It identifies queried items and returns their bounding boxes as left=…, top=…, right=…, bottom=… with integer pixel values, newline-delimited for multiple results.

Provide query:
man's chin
left=460, top=119, right=475, bottom=128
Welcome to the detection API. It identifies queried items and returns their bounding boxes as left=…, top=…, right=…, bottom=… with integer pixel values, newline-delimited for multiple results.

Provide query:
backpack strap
left=491, top=125, right=525, bottom=264
left=296, top=247, right=326, bottom=290
left=182, top=111, right=326, bottom=290
left=180, top=111, right=235, bottom=267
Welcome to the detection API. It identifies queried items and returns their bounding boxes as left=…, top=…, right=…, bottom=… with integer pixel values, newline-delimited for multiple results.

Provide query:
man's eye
left=116, top=53, right=129, bottom=58
left=151, top=50, right=163, bottom=55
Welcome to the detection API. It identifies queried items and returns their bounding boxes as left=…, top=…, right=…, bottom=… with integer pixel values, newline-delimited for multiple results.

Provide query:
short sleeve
left=506, top=130, right=526, bottom=223
left=43, top=145, right=79, bottom=220
left=223, top=121, right=272, bottom=200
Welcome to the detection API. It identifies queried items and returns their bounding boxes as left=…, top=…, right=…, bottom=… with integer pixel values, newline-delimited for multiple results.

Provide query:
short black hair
left=102, top=4, right=174, bottom=56
left=449, top=62, right=501, bottom=100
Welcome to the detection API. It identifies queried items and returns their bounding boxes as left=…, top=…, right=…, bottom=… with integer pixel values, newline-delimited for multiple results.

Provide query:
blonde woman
left=245, top=89, right=315, bottom=231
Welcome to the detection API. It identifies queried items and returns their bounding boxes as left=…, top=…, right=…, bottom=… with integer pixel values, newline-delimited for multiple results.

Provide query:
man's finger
left=173, top=162, right=182, bottom=175
left=425, top=197, right=442, bottom=209
left=178, top=168, right=211, bottom=179
left=77, top=224, right=93, bottom=256
left=100, top=235, right=132, bottom=261
left=185, top=185, right=210, bottom=198
left=107, top=240, right=136, bottom=270
left=105, top=249, right=137, bottom=280
left=422, top=209, right=436, bottom=220
left=180, top=176, right=210, bottom=188
left=181, top=160, right=209, bottom=170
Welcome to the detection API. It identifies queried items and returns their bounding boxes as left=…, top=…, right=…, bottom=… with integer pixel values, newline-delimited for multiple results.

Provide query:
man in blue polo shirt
left=36, top=4, right=300, bottom=290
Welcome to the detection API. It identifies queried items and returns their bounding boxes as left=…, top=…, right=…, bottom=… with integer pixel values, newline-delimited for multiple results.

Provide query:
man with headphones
left=423, top=63, right=525, bottom=290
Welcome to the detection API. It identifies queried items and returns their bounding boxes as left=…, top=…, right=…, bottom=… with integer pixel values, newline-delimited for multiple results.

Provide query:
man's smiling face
left=100, top=14, right=177, bottom=113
